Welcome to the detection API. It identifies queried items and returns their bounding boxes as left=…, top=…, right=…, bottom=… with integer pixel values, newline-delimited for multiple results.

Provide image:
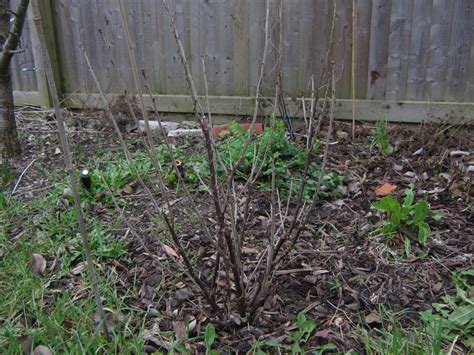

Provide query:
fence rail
left=11, top=0, right=474, bottom=122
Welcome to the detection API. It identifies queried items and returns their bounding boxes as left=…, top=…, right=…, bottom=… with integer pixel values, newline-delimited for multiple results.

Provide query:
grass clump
left=371, top=115, right=392, bottom=156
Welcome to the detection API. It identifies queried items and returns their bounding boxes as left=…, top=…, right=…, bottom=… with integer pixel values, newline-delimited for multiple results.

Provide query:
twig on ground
left=11, top=158, right=36, bottom=195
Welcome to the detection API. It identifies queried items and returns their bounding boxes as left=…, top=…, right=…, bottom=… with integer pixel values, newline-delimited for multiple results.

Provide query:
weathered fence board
left=9, top=0, right=474, bottom=122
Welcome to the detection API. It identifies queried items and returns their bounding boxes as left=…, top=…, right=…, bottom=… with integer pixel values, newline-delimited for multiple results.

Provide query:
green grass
left=371, top=115, right=392, bottom=156
left=0, top=158, right=145, bottom=353
left=359, top=269, right=474, bottom=355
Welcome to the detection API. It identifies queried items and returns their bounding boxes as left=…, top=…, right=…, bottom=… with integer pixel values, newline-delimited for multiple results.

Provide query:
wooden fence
left=12, top=0, right=474, bottom=122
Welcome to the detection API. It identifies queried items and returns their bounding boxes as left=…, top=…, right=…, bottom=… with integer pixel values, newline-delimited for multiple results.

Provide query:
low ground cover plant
left=371, top=184, right=441, bottom=250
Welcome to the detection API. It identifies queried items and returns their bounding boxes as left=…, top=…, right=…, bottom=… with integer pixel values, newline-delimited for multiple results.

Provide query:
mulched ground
left=8, top=108, right=474, bottom=353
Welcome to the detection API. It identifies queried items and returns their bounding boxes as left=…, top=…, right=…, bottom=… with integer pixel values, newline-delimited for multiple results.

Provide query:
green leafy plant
left=289, top=312, right=317, bottom=354
left=218, top=118, right=342, bottom=200
left=371, top=184, right=440, bottom=247
left=204, top=323, right=216, bottom=354
left=421, top=269, right=474, bottom=350
left=371, top=115, right=392, bottom=156
left=0, top=162, right=14, bottom=187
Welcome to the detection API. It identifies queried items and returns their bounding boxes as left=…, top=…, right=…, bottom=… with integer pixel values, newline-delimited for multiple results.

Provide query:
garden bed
left=1, top=108, right=473, bottom=353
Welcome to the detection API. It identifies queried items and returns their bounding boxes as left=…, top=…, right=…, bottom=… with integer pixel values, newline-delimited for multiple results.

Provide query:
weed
left=218, top=118, right=343, bottom=200
left=0, top=162, right=14, bottom=187
left=371, top=184, right=441, bottom=250
left=420, top=269, right=474, bottom=350
left=289, top=312, right=317, bottom=354
left=204, top=323, right=216, bottom=354
left=371, top=115, right=392, bottom=156
left=360, top=271, right=473, bottom=354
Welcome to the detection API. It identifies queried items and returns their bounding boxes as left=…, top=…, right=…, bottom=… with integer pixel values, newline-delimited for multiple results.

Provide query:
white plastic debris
left=167, top=129, right=204, bottom=137
left=138, top=120, right=179, bottom=132
left=413, top=147, right=424, bottom=156
left=450, top=150, right=470, bottom=157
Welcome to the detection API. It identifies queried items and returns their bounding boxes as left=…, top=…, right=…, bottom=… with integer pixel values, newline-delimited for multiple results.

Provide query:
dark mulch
left=7, top=108, right=473, bottom=352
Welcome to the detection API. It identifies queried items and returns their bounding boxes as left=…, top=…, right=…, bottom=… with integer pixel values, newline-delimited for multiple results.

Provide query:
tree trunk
left=0, top=67, right=20, bottom=158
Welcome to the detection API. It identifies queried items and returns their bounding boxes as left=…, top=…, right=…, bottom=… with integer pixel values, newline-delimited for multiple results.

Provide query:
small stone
left=422, top=172, right=429, bottom=181
left=468, top=165, right=474, bottom=173
left=33, top=345, right=53, bottom=355
left=404, top=171, right=416, bottom=178
left=30, top=254, right=47, bottom=277
left=393, top=164, right=403, bottom=172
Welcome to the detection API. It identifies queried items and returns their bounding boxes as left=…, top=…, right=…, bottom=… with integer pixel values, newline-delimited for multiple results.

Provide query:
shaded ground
left=2, top=107, right=473, bottom=353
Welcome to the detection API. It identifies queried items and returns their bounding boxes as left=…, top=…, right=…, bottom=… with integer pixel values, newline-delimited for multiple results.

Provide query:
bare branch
left=30, top=0, right=109, bottom=339
left=0, top=0, right=29, bottom=71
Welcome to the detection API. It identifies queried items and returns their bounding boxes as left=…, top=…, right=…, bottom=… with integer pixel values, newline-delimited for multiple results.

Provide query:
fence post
left=27, top=0, right=61, bottom=107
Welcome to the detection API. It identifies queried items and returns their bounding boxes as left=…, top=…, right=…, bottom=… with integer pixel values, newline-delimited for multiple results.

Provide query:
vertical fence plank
left=385, top=0, right=413, bottom=100
left=466, top=10, right=474, bottom=101
left=232, top=0, right=249, bottom=97
left=424, top=0, right=454, bottom=101
left=406, top=0, right=432, bottom=100
left=311, top=0, right=330, bottom=88
left=444, top=0, right=472, bottom=101
left=333, top=0, right=352, bottom=99
left=367, top=0, right=391, bottom=99
left=354, top=0, right=371, bottom=99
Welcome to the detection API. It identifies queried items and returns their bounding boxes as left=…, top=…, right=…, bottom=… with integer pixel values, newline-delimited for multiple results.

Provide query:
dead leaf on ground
left=315, top=329, right=331, bottom=338
left=71, top=262, right=85, bottom=275
left=375, top=182, right=397, bottom=197
left=30, top=253, right=47, bottom=276
left=122, top=184, right=133, bottom=194
left=172, top=321, right=187, bottom=340
left=162, top=244, right=178, bottom=258
left=33, top=345, right=53, bottom=355
left=19, top=335, right=32, bottom=354
left=365, top=312, right=381, bottom=325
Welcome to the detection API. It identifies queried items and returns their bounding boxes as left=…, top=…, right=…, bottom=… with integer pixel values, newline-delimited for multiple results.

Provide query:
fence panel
left=9, top=0, right=474, bottom=121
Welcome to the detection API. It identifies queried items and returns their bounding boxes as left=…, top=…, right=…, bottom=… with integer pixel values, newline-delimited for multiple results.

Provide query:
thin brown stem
left=30, top=0, right=109, bottom=340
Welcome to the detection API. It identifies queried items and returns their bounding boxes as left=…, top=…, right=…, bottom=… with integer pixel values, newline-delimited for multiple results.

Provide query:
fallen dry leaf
left=71, top=262, right=85, bottom=275
left=172, top=321, right=187, bottom=340
left=33, top=345, right=53, bottom=355
left=162, top=244, right=178, bottom=258
left=375, top=182, right=397, bottom=197
left=122, top=184, right=133, bottom=194
left=30, top=253, right=47, bottom=276
left=315, top=329, right=330, bottom=338
left=365, top=312, right=381, bottom=325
